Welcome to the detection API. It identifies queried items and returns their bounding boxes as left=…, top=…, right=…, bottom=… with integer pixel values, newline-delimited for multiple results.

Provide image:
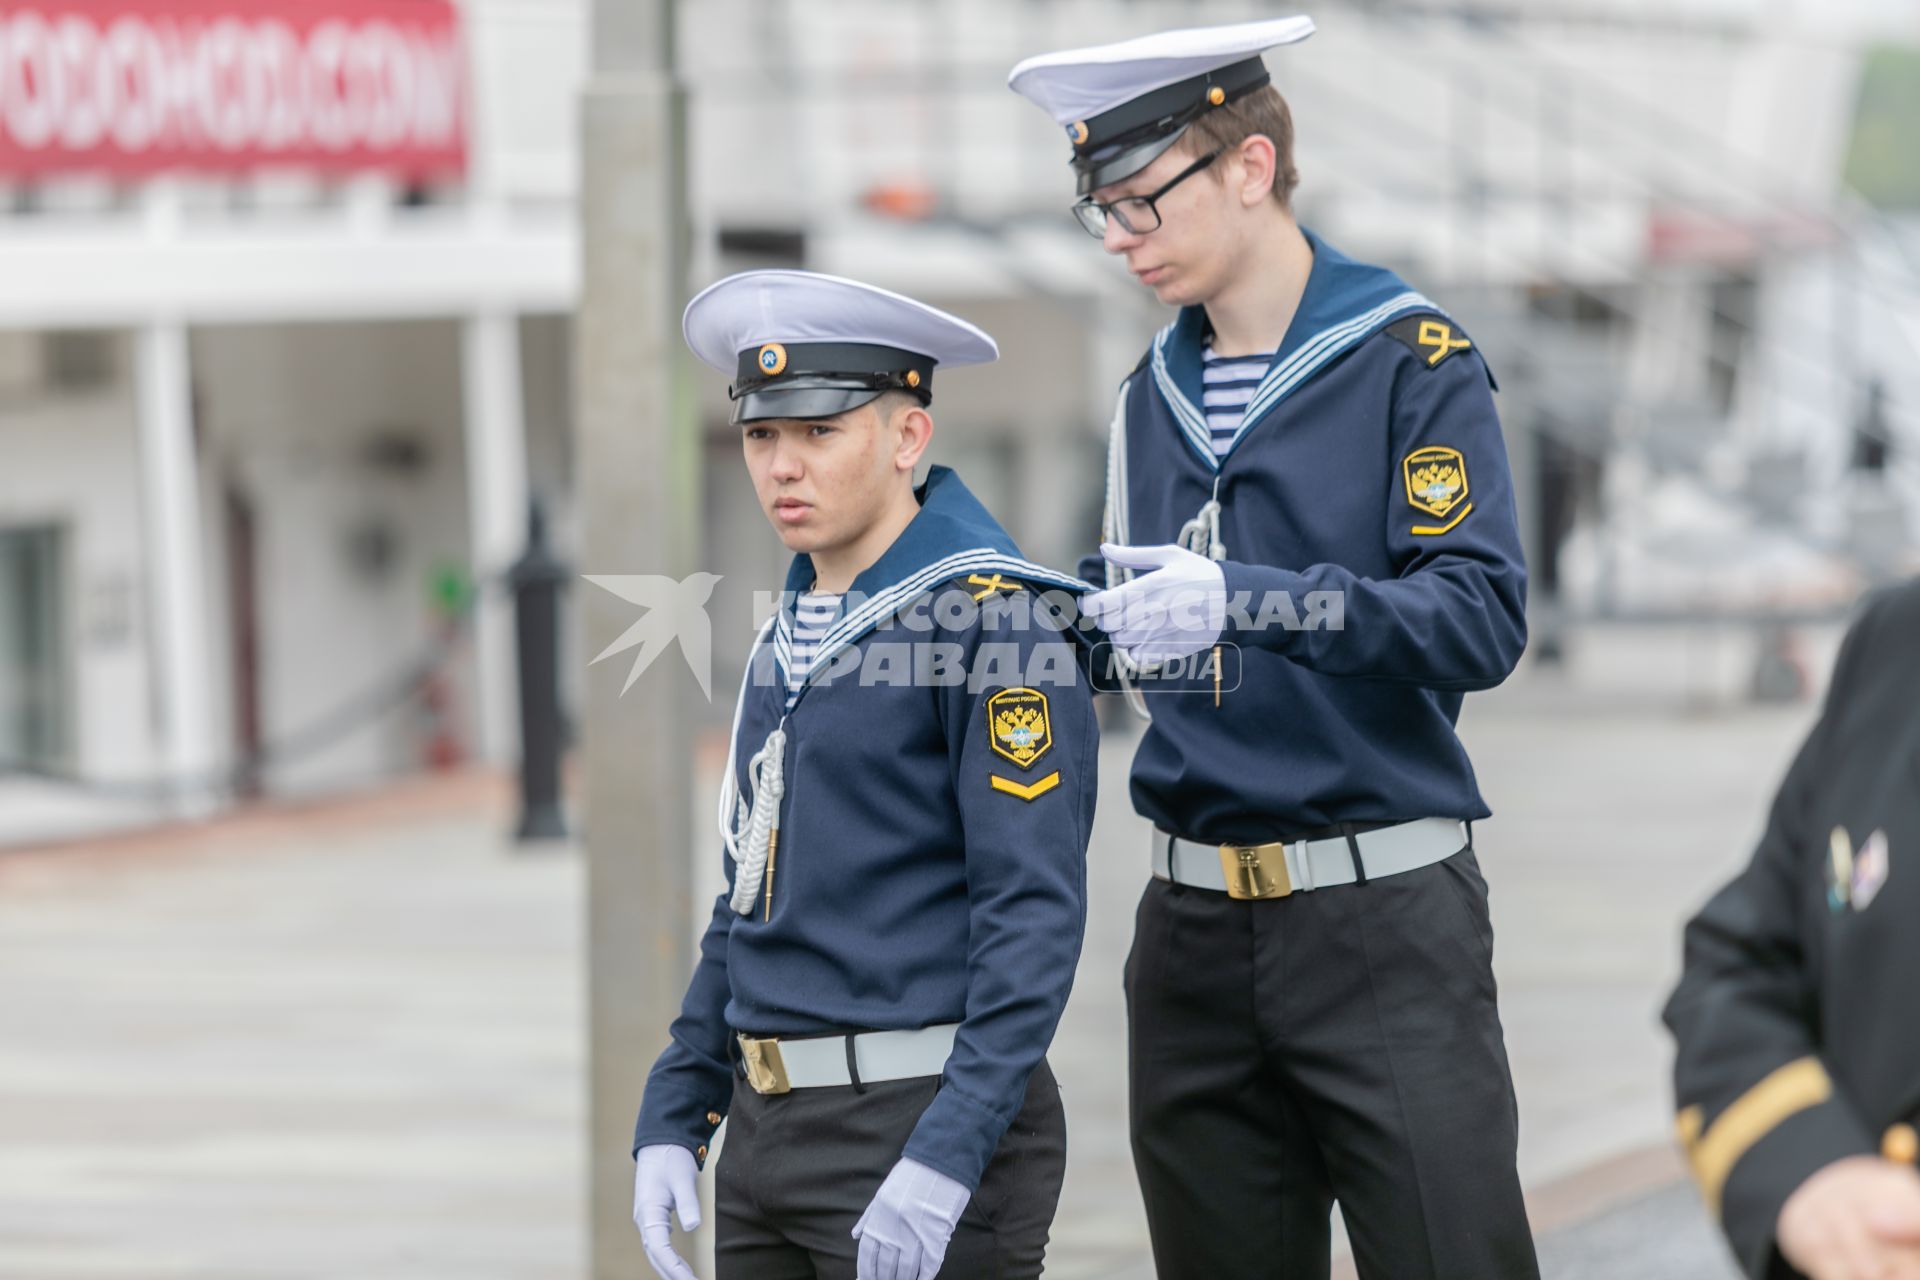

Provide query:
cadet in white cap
left=1011, top=19, right=1538, bottom=1280
left=629, top=270, right=1098, bottom=1280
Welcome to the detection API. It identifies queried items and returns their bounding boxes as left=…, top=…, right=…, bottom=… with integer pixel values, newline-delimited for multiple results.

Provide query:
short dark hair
left=1180, top=85, right=1299, bottom=209
left=862, top=390, right=925, bottom=429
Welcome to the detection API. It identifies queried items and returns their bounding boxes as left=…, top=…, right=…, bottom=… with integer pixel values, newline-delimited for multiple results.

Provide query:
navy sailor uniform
left=1085, top=226, right=1528, bottom=841
left=633, top=465, right=1098, bottom=1195
left=1086, top=226, right=1540, bottom=1279
left=1009, top=16, right=1535, bottom=1276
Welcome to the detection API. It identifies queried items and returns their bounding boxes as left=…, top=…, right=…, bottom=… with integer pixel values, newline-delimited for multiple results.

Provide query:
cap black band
left=1068, top=56, right=1271, bottom=194
left=732, top=341, right=934, bottom=398
left=729, top=341, right=935, bottom=423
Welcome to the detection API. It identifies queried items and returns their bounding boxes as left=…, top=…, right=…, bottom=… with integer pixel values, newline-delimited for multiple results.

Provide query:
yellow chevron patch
left=989, top=770, right=1061, bottom=802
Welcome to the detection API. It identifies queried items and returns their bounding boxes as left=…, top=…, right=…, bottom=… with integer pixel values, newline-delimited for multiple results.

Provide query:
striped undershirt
left=1201, top=342, right=1276, bottom=455
left=787, top=589, right=841, bottom=695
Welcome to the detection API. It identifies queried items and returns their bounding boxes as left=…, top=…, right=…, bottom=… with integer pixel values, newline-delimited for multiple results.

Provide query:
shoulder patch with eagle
left=986, top=687, right=1060, bottom=800
left=987, top=687, right=1052, bottom=769
left=1402, top=445, right=1473, bottom=536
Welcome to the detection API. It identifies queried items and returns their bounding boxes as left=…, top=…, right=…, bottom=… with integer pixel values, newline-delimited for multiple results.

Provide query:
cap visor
left=731, top=385, right=887, bottom=425
left=1078, top=130, right=1185, bottom=196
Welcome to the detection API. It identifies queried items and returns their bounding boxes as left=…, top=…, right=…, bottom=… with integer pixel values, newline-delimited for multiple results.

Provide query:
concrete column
left=134, top=321, right=216, bottom=815
left=578, top=1, right=697, bottom=1273
left=461, top=310, right=530, bottom=767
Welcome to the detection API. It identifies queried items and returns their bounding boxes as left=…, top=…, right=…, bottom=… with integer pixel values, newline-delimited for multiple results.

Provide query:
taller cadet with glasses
left=1009, top=18, right=1538, bottom=1280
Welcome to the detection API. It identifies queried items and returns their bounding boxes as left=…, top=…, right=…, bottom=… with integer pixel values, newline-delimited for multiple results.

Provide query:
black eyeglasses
left=1070, top=148, right=1224, bottom=238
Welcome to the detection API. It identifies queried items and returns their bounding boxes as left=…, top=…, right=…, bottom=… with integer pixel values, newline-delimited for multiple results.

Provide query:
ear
left=890, top=400, right=934, bottom=474
left=1233, top=133, right=1278, bottom=207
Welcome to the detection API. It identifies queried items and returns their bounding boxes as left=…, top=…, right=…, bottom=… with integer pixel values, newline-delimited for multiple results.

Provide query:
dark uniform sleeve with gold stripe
left=1662, top=604, right=1891, bottom=1279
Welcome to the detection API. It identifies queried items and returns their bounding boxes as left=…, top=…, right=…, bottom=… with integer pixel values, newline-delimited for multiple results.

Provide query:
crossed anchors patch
left=987, top=687, right=1052, bottom=769
left=1403, top=446, right=1473, bottom=535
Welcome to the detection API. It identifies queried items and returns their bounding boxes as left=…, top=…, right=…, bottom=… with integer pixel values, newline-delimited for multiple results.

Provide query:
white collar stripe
left=817, top=550, right=1079, bottom=651
left=1154, top=291, right=1438, bottom=467
left=1150, top=329, right=1217, bottom=469
left=1256, top=292, right=1428, bottom=404
left=1258, top=292, right=1429, bottom=399
left=1235, top=292, right=1432, bottom=439
left=782, top=549, right=1083, bottom=702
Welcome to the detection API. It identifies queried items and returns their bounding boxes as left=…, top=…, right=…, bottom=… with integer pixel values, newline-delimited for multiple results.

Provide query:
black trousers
left=714, top=1059, right=1066, bottom=1280
left=1126, top=847, right=1541, bottom=1280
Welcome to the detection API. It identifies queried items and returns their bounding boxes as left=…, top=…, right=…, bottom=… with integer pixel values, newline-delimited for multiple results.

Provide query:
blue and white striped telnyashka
left=786, top=590, right=841, bottom=698
left=1201, top=343, right=1275, bottom=456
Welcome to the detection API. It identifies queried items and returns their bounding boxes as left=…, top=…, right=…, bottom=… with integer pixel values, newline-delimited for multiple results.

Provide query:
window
left=0, top=524, right=70, bottom=770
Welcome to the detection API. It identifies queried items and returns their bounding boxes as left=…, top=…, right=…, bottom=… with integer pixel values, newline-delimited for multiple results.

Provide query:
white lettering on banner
left=0, top=12, right=56, bottom=150
left=0, top=1, right=465, bottom=175
left=105, top=18, right=165, bottom=151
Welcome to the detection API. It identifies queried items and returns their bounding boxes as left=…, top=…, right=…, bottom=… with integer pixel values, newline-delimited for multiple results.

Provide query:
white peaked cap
left=1008, top=16, right=1315, bottom=128
left=683, top=270, right=998, bottom=375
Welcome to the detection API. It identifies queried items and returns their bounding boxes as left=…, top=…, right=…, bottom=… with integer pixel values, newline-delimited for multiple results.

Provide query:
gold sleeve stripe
left=1676, top=1105, right=1704, bottom=1153
left=1411, top=502, right=1474, bottom=537
left=990, top=770, right=1061, bottom=801
left=1682, top=1056, right=1833, bottom=1217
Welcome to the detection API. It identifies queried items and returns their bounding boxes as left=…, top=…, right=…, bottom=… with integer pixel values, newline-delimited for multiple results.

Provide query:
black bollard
left=510, top=498, right=570, bottom=841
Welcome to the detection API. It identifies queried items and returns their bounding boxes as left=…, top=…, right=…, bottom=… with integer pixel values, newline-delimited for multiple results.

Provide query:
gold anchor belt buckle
left=1218, top=841, right=1294, bottom=901
left=737, top=1035, right=791, bottom=1095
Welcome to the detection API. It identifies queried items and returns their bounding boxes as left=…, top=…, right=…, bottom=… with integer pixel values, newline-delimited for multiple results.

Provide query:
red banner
left=0, top=0, right=466, bottom=179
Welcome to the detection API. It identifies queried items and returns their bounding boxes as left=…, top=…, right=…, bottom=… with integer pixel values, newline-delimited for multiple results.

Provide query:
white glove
left=1080, top=542, right=1227, bottom=664
left=633, top=1144, right=701, bottom=1280
left=851, top=1156, right=972, bottom=1280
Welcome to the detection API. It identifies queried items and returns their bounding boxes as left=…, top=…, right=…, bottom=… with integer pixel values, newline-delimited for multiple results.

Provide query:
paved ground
left=1534, top=1181, right=1738, bottom=1280
left=0, top=624, right=1833, bottom=1278
left=0, top=779, right=584, bottom=1280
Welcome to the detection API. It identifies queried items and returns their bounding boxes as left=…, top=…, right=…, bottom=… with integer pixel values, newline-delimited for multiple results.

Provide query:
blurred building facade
left=0, top=0, right=582, bottom=833
left=2, top=0, right=1915, bottom=838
